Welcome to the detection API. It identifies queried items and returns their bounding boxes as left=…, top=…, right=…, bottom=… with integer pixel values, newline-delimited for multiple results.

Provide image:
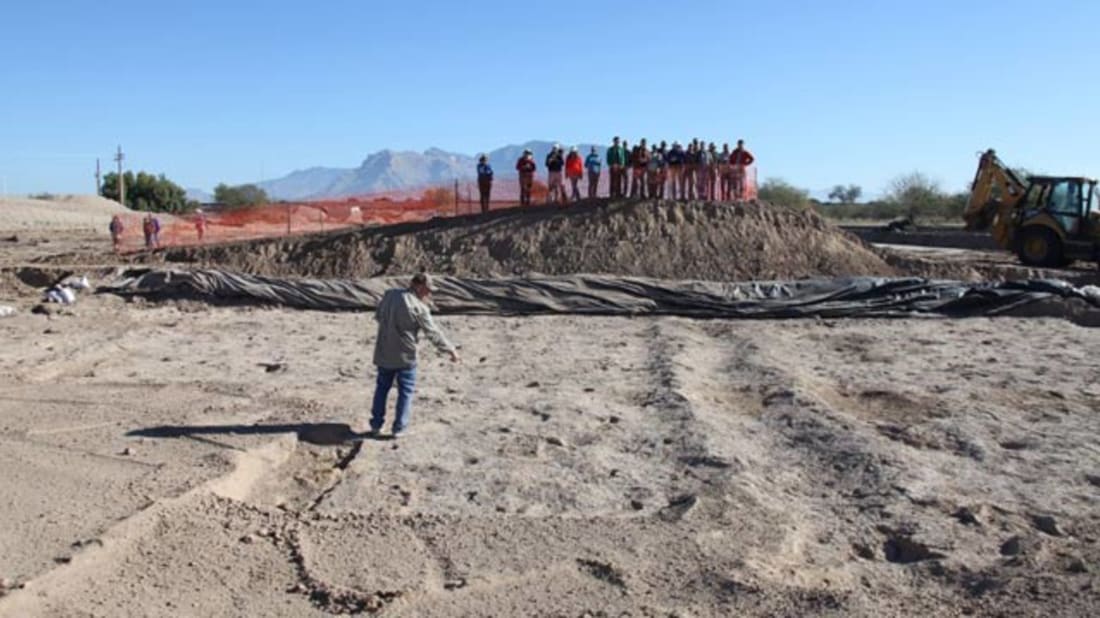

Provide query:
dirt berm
left=166, top=200, right=899, bottom=280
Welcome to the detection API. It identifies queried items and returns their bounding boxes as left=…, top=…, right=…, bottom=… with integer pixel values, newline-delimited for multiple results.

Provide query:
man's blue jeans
left=370, top=365, right=416, bottom=434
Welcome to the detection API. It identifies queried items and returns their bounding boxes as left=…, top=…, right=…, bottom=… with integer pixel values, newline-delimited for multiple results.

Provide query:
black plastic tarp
left=100, top=269, right=1100, bottom=322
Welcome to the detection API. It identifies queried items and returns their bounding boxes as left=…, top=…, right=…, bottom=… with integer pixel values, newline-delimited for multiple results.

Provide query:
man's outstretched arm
left=414, top=306, right=460, bottom=362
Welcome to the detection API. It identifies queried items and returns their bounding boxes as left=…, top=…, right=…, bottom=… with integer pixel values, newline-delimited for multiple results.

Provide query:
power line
left=114, top=145, right=126, bottom=207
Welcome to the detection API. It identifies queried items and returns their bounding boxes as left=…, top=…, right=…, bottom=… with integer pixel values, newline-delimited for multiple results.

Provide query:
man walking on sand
left=369, top=272, right=460, bottom=439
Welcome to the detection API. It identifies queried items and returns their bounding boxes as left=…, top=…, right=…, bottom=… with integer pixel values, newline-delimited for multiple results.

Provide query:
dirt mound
left=169, top=200, right=898, bottom=280
left=0, top=195, right=130, bottom=233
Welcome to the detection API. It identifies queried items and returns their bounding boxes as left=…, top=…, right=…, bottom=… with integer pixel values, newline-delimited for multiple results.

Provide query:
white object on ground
left=0, top=305, right=15, bottom=317
left=65, top=275, right=91, bottom=290
left=44, top=286, right=77, bottom=305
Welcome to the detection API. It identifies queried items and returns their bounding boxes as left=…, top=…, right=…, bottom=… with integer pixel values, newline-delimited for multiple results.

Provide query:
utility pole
left=95, top=158, right=102, bottom=195
left=114, top=145, right=126, bottom=207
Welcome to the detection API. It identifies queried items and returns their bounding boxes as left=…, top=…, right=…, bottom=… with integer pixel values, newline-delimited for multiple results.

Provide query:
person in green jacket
left=606, top=136, right=628, bottom=198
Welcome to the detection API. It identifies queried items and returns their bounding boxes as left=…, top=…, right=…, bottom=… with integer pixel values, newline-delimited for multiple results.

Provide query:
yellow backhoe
left=964, top=149, right=1098, bottom=267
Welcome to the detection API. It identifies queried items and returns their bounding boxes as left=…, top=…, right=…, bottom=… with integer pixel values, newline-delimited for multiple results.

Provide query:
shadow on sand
left=127, top=422, right=373, bottom=446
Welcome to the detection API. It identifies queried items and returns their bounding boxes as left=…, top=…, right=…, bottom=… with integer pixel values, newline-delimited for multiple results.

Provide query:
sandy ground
left=2, top=201, right=1099, bottom=616
left=1, top=288, right=1098, bottom=616
left=0, top=196, right=129, bottom=234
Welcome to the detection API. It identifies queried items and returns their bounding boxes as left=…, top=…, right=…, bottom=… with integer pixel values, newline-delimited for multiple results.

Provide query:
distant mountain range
left=250, top=141, right=602, bottom=201
left=186, top=187, right=213, bottom=203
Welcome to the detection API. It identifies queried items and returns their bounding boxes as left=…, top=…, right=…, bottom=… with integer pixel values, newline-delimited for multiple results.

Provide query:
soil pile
left=169, top=200, right=898, bottom=280
left=0, top=195, right=130, bottom=233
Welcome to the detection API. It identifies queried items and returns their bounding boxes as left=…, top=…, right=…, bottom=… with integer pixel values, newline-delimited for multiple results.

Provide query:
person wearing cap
left=515, top=150, right=537, bottom=206
left=565, top=146, right=584, bottom=203
left=584, top=146, right=602, bottom=199
left=730, top=139, right=755, bottom=201
left=545, top=144, right=566, bottom=204
left=606, top=137, right=627, bottom=198
left=476, top=155, right=493, bottom=214
left=369, top=272, right=460, bottom=439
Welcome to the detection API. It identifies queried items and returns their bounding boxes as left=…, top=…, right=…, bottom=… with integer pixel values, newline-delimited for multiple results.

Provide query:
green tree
left=828, top=185, right=847, bottom=203
left=886, top=172, right=948, bottom=220
left=843, top=184, right=862, bottom=204
left=101, top=171, right=195, bottom=213
left=827, top=184, right=863, bottom=204
left=758, top=178, right=812, bottom=210
left=214, top=183, right=269, bottom=208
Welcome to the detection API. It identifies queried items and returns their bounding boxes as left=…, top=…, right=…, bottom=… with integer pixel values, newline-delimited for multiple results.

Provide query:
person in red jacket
left=730, top=139, right=755, bottom=201
left=516, top=150, right=537, bottom=206
left=194, top=208, right=207, bottom=242
left=564, top=146, right=584, bottom=203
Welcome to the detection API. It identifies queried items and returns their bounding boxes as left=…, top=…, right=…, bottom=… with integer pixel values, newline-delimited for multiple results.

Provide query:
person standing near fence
left=109, top=215, right=124, bottom=253
left=142, top=214, right=154, bottom=249
left=730, top=139, right=755, bottom=201
left=194, top=209, right=207, bottom=241
left=516, top=149, right=536, bottom=206
left=585, top=146, right=602, bottom=199
left=565, top=146, right=584, bottom=203
left=476, top=155, right=493, bottom=213
left=718, top=143, right=732, bottom=200
left=368, top=272, right=460, bottom=439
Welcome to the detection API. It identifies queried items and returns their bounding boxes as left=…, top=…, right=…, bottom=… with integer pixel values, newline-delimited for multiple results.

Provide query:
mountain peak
left=256, top=140, right=603, bottom=200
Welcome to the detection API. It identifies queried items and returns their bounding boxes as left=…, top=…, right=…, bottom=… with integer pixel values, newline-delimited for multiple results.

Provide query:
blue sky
left=1, top=0, right=1097, bottom=198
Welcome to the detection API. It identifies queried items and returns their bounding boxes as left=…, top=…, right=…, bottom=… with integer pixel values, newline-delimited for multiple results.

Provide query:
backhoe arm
left=964, top=149, right=1027, bottom=232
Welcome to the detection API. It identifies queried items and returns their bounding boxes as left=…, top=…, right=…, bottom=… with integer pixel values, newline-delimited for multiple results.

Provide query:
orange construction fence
left=109, top=166, right=756, bottom=254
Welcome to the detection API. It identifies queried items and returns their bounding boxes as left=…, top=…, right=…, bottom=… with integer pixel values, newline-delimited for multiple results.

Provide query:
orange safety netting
left=110, top=167, right=756, bottom=254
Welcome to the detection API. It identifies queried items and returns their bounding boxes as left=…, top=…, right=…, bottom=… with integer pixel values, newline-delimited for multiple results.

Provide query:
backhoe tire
left=1016, top=226, right=1062, bottom=267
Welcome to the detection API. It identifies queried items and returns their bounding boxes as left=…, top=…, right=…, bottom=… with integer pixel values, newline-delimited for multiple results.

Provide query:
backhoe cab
left=964, top=149, right=1099, bottom=267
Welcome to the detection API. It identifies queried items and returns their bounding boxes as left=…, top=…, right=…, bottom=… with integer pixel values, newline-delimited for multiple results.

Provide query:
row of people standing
left=606, top=138, right=755, bottom=202
left=475, top=139, right=755, bottom=211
